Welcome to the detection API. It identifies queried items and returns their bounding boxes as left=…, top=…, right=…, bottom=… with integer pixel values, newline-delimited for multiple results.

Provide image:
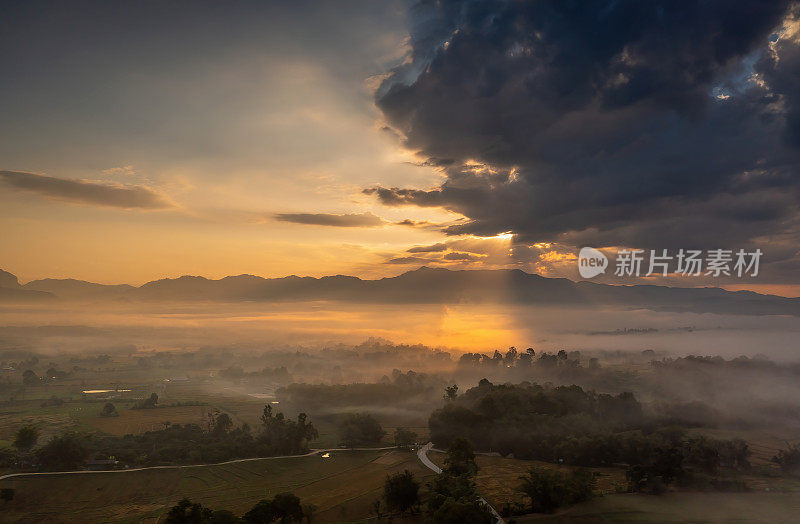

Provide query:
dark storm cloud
left=274, top=212, right=385, bottom=227
left=394, top=218, right=433, bottom=227
left=407, top=243, right=447, bottom=253
left=385, top=256, right=432, bottom=265
left=370, top=1, right=800, bottom=257
left=442, top=251, right=480, bottom=261
left=0, top=170, right=171, bottom=209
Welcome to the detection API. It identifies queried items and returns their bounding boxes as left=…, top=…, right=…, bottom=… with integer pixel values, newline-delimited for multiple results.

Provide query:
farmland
left=81, top=404, right=210, bottom=436
left=527, top=492, right=800, bottom=522
left=0, top=449, right=433, bottom=523
left=426, top=450, right=628, bottom=513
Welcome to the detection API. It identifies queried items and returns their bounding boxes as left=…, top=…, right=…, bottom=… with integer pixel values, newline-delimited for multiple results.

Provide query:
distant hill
left=24, top=278, right=134, bottom=300
left=3, top=266, right=799, bottom=316
left=0, top=268, right=20, bottom=289
left=0, top=269, right=53, bottom=301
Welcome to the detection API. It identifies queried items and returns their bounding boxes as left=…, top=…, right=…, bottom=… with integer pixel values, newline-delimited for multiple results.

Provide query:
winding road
left=417, top=442, right=506, bottom=524
left=0, top=446, right=398, bottom=481
left=2, top=443, right=506, bottom=523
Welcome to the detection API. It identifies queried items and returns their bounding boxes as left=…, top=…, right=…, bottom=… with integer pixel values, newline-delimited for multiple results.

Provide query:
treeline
left=457, top=347, right=591, bottom=370
left=95, top=405, right=318, bottom=466
left=277, top=370, right=444, bottom=409
left=218, top=365, right=293, bottom=384
left=165, top=492, right=314, bottom=523
left=453, top=347, right=639, bottom=392
left=431, top=380, right=644, bottom=453
left=651, top=354, right=800, bottom=373
left=430, top=380, right=753, bottom=492
left=4, top=405, right=318, bottom=471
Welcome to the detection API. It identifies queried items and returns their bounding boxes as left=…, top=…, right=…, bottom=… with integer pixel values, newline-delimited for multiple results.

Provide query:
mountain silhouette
left=0, top=266, right=797, bottom=316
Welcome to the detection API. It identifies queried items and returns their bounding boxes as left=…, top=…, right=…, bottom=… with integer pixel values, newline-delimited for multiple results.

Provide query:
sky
left=2, top=1, right=800, bottom=296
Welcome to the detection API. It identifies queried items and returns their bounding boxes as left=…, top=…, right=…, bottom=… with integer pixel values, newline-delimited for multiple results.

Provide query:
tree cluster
left=338, top=413, right=385, bottom=447
left=165, top=493, right=313, bottom=523
left=7, top=405, right=318, bottom=471
left=429, top=381, right=643, bottom=456
left=517, top=467, right=594, bottom=513
left=426, top=438, right=495, bottom=523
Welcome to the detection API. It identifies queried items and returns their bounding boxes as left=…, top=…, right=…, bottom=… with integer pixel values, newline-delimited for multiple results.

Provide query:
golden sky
left=2, top=2, right=798, bottom=298
left=0, top=4, right=456, bottom=284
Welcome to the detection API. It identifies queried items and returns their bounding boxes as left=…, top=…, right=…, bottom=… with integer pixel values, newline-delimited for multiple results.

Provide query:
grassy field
left=523, top=491, right=800, bottom=522
left=474, top=455, right=626, bottom=512
left=0, top=449, right=433, bottom=523
left=426, top=450, right=627, bottom=513
left=686, top=426, right=800, bottom=467
left=427, top=448, right=800, bottom=521
left=80, top=405, right=211, bottom=436
left=0, top=401, right=77, bottom=443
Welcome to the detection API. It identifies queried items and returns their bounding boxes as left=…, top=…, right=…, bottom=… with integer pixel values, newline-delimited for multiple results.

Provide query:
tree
left=339, top=413, right=385, bottom=447
left=260, top=404, right=274, bottom=427
left=0, top=488, right=14, bottom=503
left=773, top=444, right=800, bottom=476
left=271, top=492, right=304, bottom=522
left=504, top=346, right=518, bottom=365
left=384, top=470, right=420, bottom=515
left=491, top=350, right=504, bottom=365
left=650, top=446, right=684, bottom=484
left=684, top=436, right=720, bottom=474
left=444, top=438, right=478, bottom=477
left=393, top=427, right=417, bottom=449
left=431, top=498, right=495, bottom=524
left=719, top=438, right=751, bottom=470
left=244, top=492, right=303, bottom=523
left=22, top=369, right=39, bottom=386
left=214, top=413, right=234, bottom=435
left=36, top=433, right=88, bottom=471
left=443, top=384, right=459, bottom=401
left=243, top=500, right=276, bottom=523
left=517, top=467, right=594, bottom=513
left=146, top=392, right=159, bottom=407
left=14, top=424, right=39, bottom=451
left=134, top=393, right=159, bottom=409
left=165, top=498, right=213, bottom=523
left=295, top=412, right=319, bottom=446
left=301, top=503, right=316, bottom=523
left=518, top=468, right=564, bottom=513
left=209, top=510, right=240, bottom=523
left=371, top=499, right=382, bottom=518
left=100, top=402, right=118, bottom=417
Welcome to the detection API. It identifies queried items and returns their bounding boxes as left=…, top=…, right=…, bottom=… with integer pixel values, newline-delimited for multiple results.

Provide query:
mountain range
left=1, top=267, right=798, bottom=317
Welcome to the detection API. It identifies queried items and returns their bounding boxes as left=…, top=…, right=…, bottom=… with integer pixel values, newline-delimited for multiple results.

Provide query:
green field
left=0, top=449, right=433, bottom=523
left=81, top=405, right=211, bottom=436
left=426, top=450, right=628, bottom=513
left=524, top=491, right=800, bottom=522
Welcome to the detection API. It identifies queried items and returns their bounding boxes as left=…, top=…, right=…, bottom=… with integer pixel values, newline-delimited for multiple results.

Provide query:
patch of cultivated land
left=427, top=449, right=800, bottom=520
left=0, top=449, right=433, bottom=523
left=686, top=426, right=800, bottom=467
left=0, top=402, right=77, bottom=442
left=474, top=455, right=627, bottom=512
left=82, top=405, right=211, bottom=435
left=427, top=451, right=627, bottom=512
left=523, top=492, right=800, bottom=522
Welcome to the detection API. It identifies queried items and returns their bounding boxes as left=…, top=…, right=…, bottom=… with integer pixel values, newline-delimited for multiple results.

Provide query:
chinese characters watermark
left=578, top=247, right=762, bottom=279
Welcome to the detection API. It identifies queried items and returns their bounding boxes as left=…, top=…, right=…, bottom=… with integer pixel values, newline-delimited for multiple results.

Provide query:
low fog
left=1, top=299, right=799, bottom=431
left=1, top=300, right=798, bottom=358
